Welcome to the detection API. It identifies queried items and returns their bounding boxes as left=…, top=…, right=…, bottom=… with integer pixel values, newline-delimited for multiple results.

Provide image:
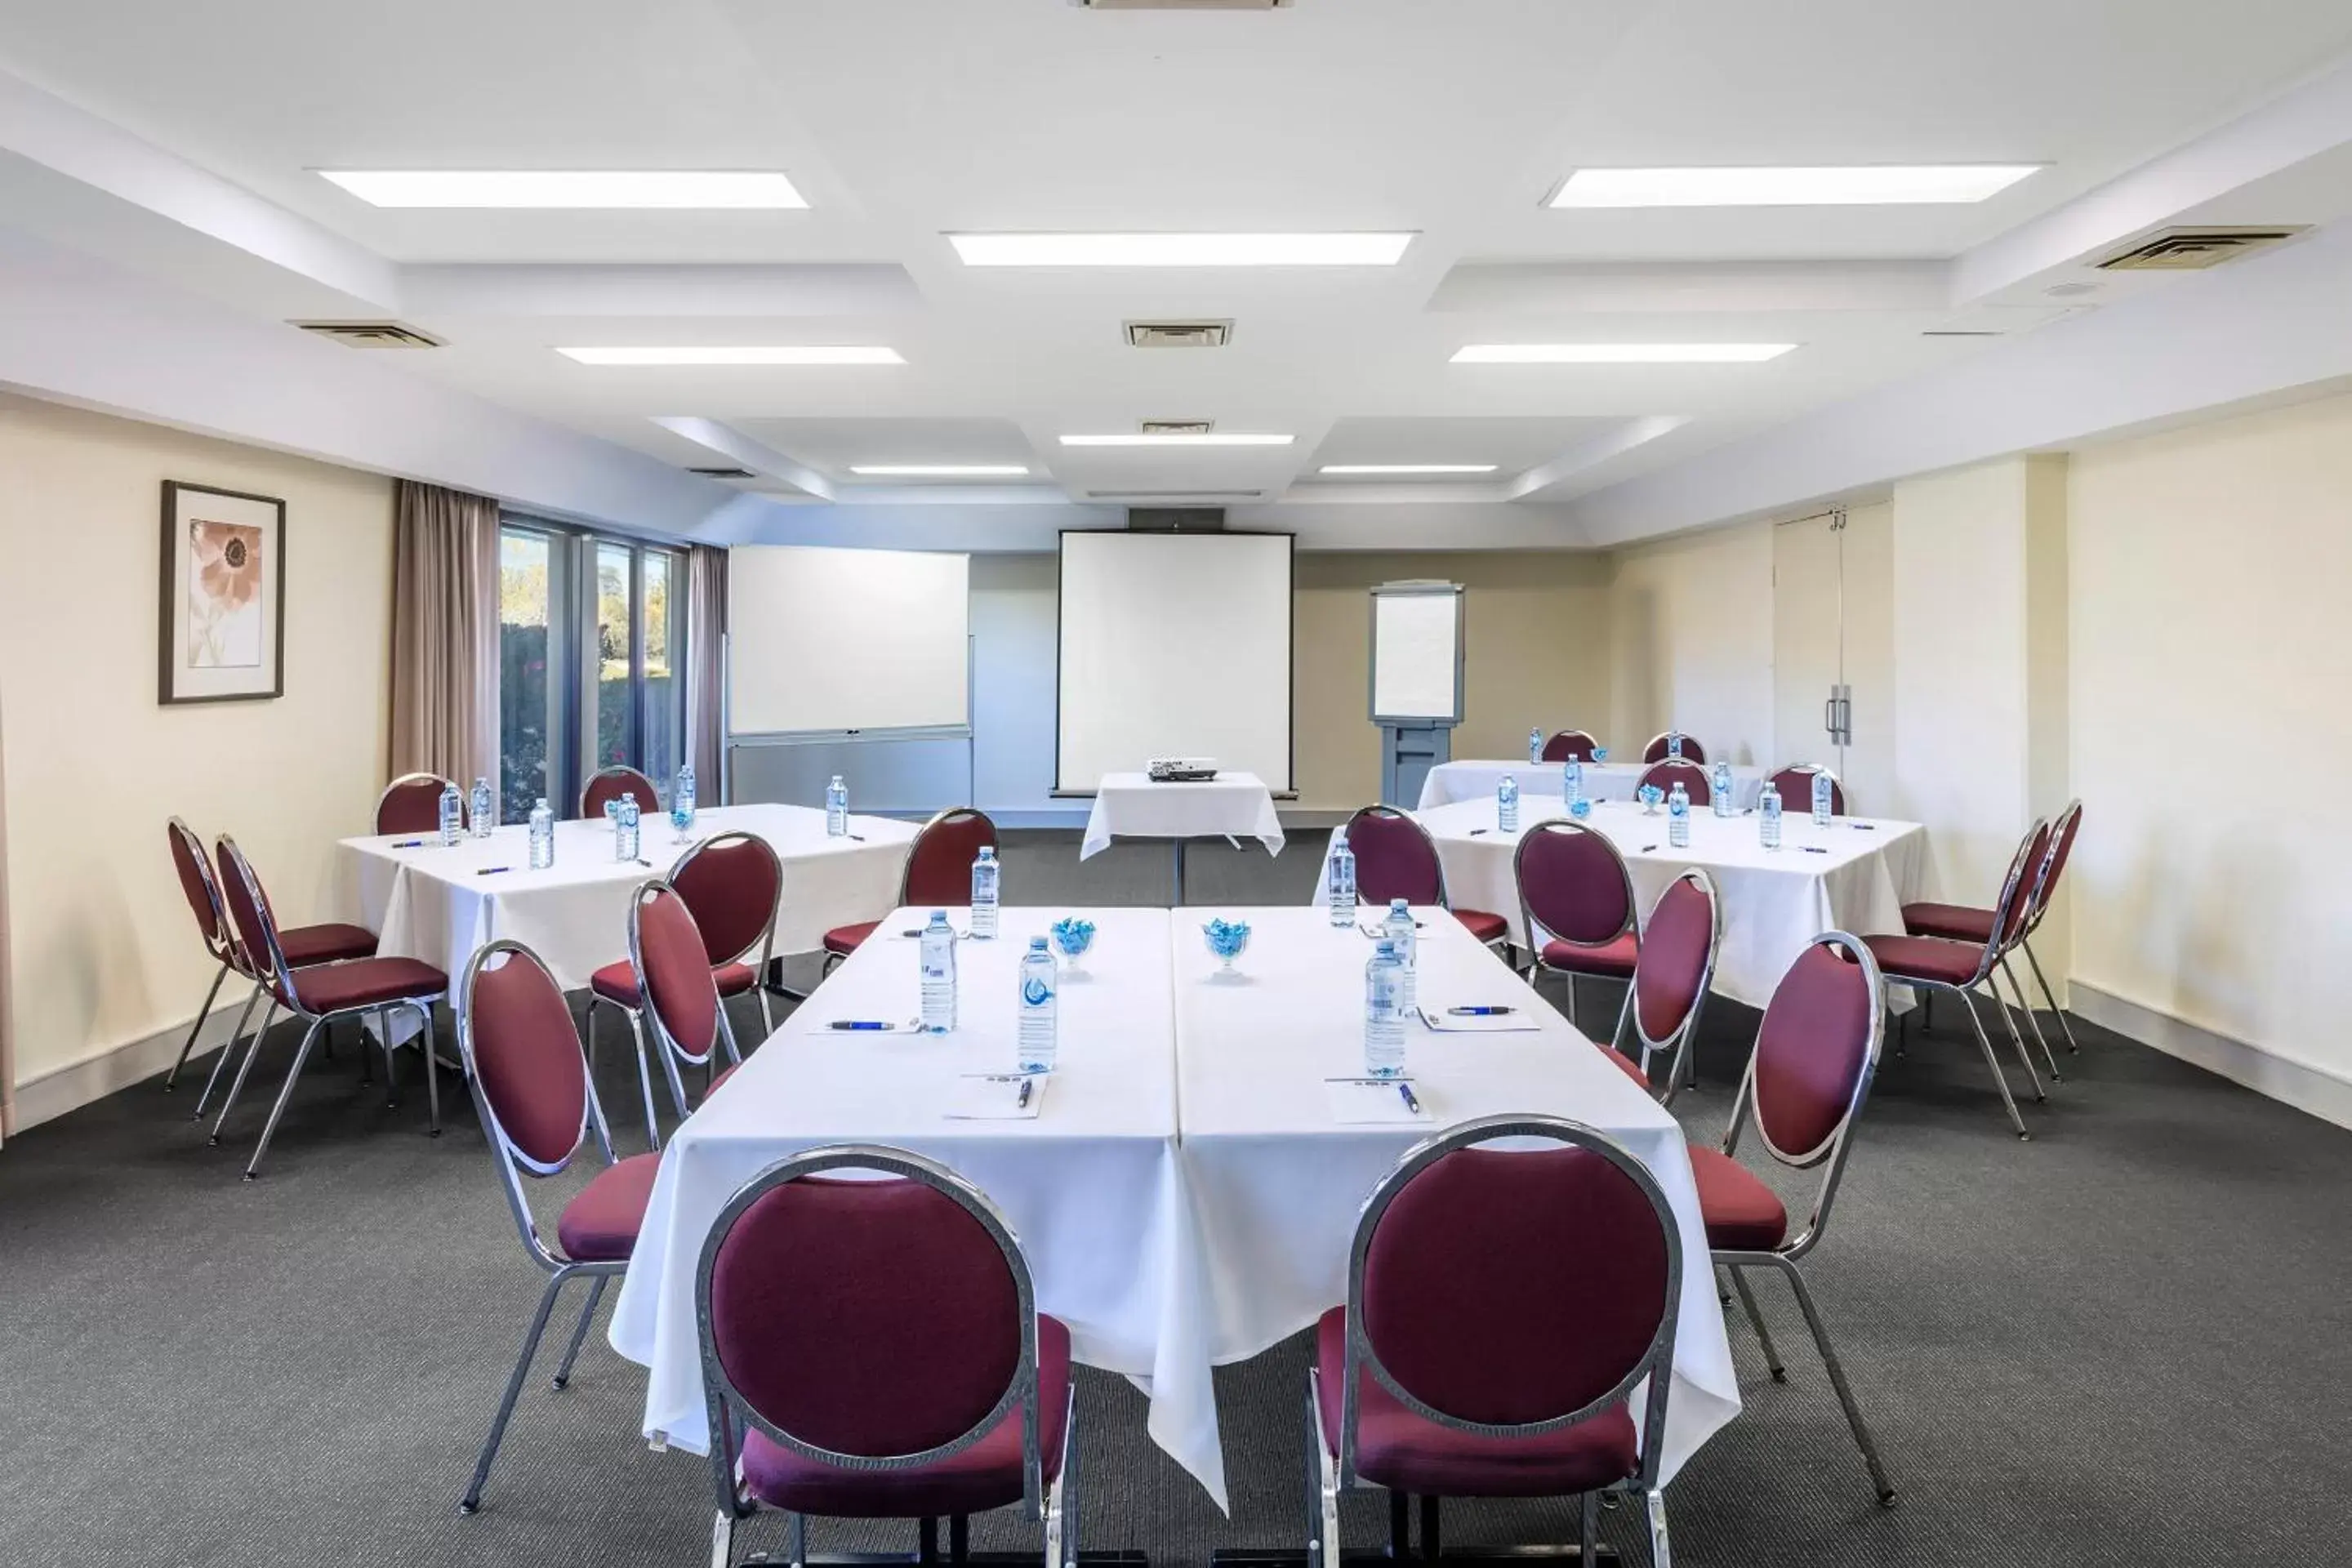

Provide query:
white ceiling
left=4, top=0, right=2352, bottom=545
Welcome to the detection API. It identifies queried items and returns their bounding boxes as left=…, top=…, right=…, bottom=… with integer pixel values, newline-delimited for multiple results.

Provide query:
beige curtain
left=389, top=480, right=500, bottom=790
left=685, top=546, right=728, bottom=796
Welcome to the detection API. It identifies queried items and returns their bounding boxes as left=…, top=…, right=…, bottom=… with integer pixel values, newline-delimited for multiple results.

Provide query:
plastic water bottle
left=1327, top=838, right=1357, bottom=927
left=1497, top=773, right=1520, bottom=834
left=1017, top=937, right=1058, bottom=1073
left=528, top=798, right=555, bottom=870
left=673, top=763, right=697, bottom=836
left=437, top=782, right=462, bottom=847
left=970, top=845, right=1000, bottom=939
left=1712, top=761, right=1735, bottom=817
left=469, top=777, right=494, bottom=838
left=1364, top=939, right=1407, bottom=1079
left=615, top=792, right=640, bottom=862
left=825, top=775, right=849, bottom=838
left=1811, top=770, right=1834, bottom=826
left=1666, top=728, right=1685, bottom=759
left=1383, top=898, right=1419, bottom=1017
left=1668, top=782, right=1690, bottom=849
left=1562, top=755, right=1584, bottom=807
left=919, top=910, right=957, bottom=1033
left=1528, top=726, right=1544, bottom=764
left=1759, top=782, right=1783, bottom=851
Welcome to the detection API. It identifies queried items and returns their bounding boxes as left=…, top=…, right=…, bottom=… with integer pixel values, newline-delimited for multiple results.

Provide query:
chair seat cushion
left=822, top=921, right=880, bottom=959
left=739, top=1313, right=1072, bottom=1518
left=1862, top=933, right=1985, bottom=987
left=278, top=922, right=379, bottom=967
left=1452, top=908, right=1510, bottom=947
left=1688, top=1147, right=1788, bottom=1252
left=1597, top=1045, right=1653, bottom=1091
left=1314, top=1307, right=1637, bottom=1498
left=589, top=958, right=757, bottom=1009
left=291, top=956, right=447, bottom=1014
left=1902, top=901, right=1996, bottom=944
left=1539, top=930, right=1641, bottom=980
left=555, top=1152, right=662, bottom=1263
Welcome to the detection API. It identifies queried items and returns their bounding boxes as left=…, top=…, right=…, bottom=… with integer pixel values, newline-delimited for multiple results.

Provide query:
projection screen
left=1055, top=530, right=1294, bottom=792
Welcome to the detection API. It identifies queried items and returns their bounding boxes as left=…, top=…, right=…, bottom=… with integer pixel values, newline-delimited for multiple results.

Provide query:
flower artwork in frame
left=159, top=481, right=286, bottom=704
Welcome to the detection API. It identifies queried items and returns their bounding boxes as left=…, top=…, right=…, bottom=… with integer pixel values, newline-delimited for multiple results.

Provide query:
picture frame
left=159, top=479, right=287, bottom=705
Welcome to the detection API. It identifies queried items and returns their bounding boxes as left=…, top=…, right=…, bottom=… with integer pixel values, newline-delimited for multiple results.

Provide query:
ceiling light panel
left=949, top=233, right=1412, bottom=266
left=318, top=170, right=807, bottom=208
left=1318, top=464, right=1498, bottom=475
left=850, top=465, right=1031, bottom=477
left=1059, top=433, right=1294, bottom=447
left=1451, top=344, right=1794, bottom=363
left=558, top=346, right=902, bottom=365
left=1548, top=165, right=2039, bottom=207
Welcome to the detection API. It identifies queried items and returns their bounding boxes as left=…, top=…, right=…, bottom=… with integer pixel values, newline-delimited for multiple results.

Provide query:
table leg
left=1172, top=840, right=1187, bottom=906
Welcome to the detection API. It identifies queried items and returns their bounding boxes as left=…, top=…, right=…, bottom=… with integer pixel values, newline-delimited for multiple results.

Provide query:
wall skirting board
left=11, top=991, right=256, bottom=1133
left=2069, top=978, right=2352, bottom=1132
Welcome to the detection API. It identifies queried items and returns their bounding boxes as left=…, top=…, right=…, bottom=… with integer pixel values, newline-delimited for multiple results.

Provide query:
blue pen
left=827, top=1019, right=892, bottom=1031
left=1447, top=1005, right=1516, bottom=1017
left=474, top=866, right=512, bottom=876
left=390, top=839, right=425, bottom=849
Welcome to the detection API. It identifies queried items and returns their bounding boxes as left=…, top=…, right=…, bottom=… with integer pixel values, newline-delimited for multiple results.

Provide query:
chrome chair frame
left=1338, top=805, right=1509, bottom=959
left=1627, top=867, right=1722, bottom=1106
left=1513, top=817, right=1642, bottom=1048
left=165, top=817, right=265, bottom=1098
left=819, top=805, right=996, bottom=979
left=454, top=939, right=631, bottom=1515
left=578, top=764, right=661, bottom=821
left=2011, top=797, right=2083, bottom=1062
left=1891, top=820, right=2050, bottom=1138
left=611, top=878, right=745, bottom=1151
left=1310, top=1114, right=1682, bottom=1568
left=696, top=1144, right=1077, bottom=1568
left=1642, top=730, right=1705, bottom=765
left=1766, top=762, right=1846, bottom=817
left=1712, top=930, right=1895, bottom=1504
left=376, top=771, right=458, bottom=835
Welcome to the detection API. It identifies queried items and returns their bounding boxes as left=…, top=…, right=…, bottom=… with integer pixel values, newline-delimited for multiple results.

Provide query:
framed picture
left=159, top=480, right=287, bottom=705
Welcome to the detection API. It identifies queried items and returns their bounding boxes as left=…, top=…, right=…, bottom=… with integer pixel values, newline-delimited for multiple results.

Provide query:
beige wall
left=1606, top=520, right=1775, bottom=765
left=0, top=394, right=393, bottom=1109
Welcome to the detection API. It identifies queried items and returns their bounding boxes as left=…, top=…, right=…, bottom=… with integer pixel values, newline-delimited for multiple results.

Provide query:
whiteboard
left=726, top=545, right=970, bottom=734
left=1370, top=586, right=1464, bottom=724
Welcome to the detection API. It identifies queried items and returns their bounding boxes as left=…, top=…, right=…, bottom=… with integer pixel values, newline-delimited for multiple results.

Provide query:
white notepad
left=1324, top=1076, right=1432, bottom=1125
left=945, top=1073, right=1046, bottom=1120
left=1417, top=1007, right=1542, bottom=1033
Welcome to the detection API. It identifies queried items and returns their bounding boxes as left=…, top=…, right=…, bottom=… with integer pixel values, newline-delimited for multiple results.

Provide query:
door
left=1772, top=505, right=1894, bottom=814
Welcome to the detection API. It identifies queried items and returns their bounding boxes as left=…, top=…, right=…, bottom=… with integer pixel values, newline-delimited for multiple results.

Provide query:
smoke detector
left=2095, top=226, right=2308, bottom=271
left=292, top=320, right=442, bottom=349
left=1126, top=320, right=1233, bottom=349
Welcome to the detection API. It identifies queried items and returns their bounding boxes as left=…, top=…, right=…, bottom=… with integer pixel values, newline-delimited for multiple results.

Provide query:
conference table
left=1419, top=758, right=1767, bottom=813
left=608, top=903, right=1738, bottom=1513
left=1080, top=771, right=1286, bottom=902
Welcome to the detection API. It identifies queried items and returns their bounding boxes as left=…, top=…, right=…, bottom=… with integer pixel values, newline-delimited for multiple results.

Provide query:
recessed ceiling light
left=1548, top=165, right=2040, bottom=207
left=1058, top=433, right=1295, bottom=447
left=849, top=464, right=1031, bottom=477
left=318, top=170, right=807, bottom=208
left=1451, top=343, right=1795, bottom=364
left=557, top=346, right=902, bottom=365
left=1318, top=464, right=1499, bottom=475
left=949, top=233, right=1413, bottom=266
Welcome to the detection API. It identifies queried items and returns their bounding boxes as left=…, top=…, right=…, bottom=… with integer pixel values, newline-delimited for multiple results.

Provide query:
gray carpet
left=3, top=828, right=2349, bottom=1566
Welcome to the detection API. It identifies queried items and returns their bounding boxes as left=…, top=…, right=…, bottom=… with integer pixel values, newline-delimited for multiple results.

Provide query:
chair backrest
left=2025, top=798, right=2082, bottom=930
left=376, top=773, right=455, bottom=835
left=697, top=1146, right=1045, bottom=1511
left=902, top=807, right=998, bottom=908
left=1514, top=820, right=1636, bottom=948
left=1539, top=730, right=1601, bottom=764
left=1338, top=1114, right=1681, bottom=1491
left=581, top=765, right=661, bottom=821
left=1637, top=756, right=1711, bottom=807
left=1341, top=807, right=1446, bottom=908
left=1642, top=732, right=1708, bottom=765
left=670, top=831, right=783, bottom=969
left=1631, top=870, right=1721, bottom=1099
left=629, top=880, right=722, bottom=1065
left=1766, top=764, right=1846, bottom=816
left=1726, top=931, right=1886, bottom=1254
left=167, top=817, right=234, bottom=964
left=213, top=835, right=296, bottom=1007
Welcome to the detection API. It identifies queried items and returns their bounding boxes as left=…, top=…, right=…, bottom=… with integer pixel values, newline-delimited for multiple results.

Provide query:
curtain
left=389, top=480, right=500, bottom=791
left=685, top=545, right=728, bottom=797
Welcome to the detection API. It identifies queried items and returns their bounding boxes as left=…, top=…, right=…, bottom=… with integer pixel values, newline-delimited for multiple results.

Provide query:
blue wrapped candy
left=1049, top=915, right=1096, bottom=960
left=1202, top=917, right=1252, bottom=969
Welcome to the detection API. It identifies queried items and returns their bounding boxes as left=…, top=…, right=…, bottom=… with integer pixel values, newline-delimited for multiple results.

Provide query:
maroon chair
left=1766, top=764, right=1846, bottom=817
left=822, top=807, right=998, bottom=973
left=612, top=880, right=743, bottom=1151
left=696, top=1146, right=1079, bottom=1568
left=1514, top=820, right=1641, bottom=1044
left=1599, top=870, right=1721, bottom=1104
left=1904, top=798, right=2082, bottom=1066
left=1636, top=757, right=1711, bottom=808
left=1339, top=807, right=1509, bottom=955
left=1864, top=818, right=2053, bottom=1138
left=1539, top=730, right=1601, bottom=764
left=212, top=836, right=448, bottom=1178
left=376, top=772, right=457, bottom=835
left=1308, top=1115, right=1680, bottom=1568
left=1690, top=930, right=1895, bottom=1504
left=455, top=939, right=661, bottom=1515
left=1641, top=731, right=1706, bottom=765
left=579, top=764, right=661, bottom=822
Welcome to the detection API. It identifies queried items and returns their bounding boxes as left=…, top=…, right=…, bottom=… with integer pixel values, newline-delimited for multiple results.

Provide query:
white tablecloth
left=1080, top=773, right=1285, bottom=861
left=1419, top=759, right=1766, bottom=813
left=336, top=803, right=917, bottom=990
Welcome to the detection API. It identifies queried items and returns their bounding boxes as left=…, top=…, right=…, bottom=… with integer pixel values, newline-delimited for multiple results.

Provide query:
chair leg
left=1955, top=989, right=2029, bottom=1138
left=718, top=1006, right=744, bottom=1068
left=709, top=1507, right=737, bottom=1568
left=755, top=978, right=775, bottom=1036
left=207, top=1000, right=281, bottom=1143
left=461, top=1270, right=570, bottom=1514
left=550, top=1273, right=609, bottom=1389
left=1607, top=981, right=1635, bottom=1054
left=241, top=1017, right=326, bottom=1178
left=1644, top=1486, right=1672, bottom=1568
left=1049, top=1381, right=1078, bottom=1568
left=1564, top=974, right=1579, bottom=1029
left=2022, top=938, right=2081, bottom=1054
left=1304, top=1369, right=1339, bottom=1568
left=1580, top=1492, right=1598, bottom=1565
left=1773, top=1257, right=1896, bottom=1505
left=165, top=962, right=230, bottom=1090
left=412, top=1002, right=443, bottom=1135
left=194, top=983, right=265, bottom=1120
left=1419, top=1495, right=1441, bottom=1560
left=1726, top=1265, right=1788, bottom=1382
left=1998, top=956, right=2063, bottom=1085
left=657, top=1035, right=694, bottom=1123
left=1976, top=978, right=2045, bottom=1102
left=626, top=1006, right=664, bottom=1152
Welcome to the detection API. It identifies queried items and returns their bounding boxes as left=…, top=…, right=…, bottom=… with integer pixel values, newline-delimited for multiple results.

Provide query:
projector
left=1147, top=757, right=1220, bottom=782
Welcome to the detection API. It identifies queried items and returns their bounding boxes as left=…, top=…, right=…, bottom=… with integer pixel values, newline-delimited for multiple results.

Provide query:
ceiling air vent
left=292, top=320, right=442, bottom=349
left=1125, top=319, right=1233, bottom=349
left=1139, top=419, right=1217, bottom=436
left=1076, top=1, right=1290, bottom=9
left=1089, top=489, right=1263, bottom=503
left=687, top=466, right=756, bottom=479
left=1920, top=329, right=2004, bottom=337
left=2095, top=226, right=2308, bottom=271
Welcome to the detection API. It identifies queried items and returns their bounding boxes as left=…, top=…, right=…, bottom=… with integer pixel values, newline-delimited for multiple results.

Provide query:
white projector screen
left=1056, top=531, right=1294, bottom=791
left=726, top=545, right=969, bottom=734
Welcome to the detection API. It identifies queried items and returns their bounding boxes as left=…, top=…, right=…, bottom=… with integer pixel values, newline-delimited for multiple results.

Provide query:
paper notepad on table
left=1324, top=1077, right=1431, bottom=1124
left=945, top=1073, right=1045, bottom=1120
left=1418, top=1007, right=1542, bottom=1033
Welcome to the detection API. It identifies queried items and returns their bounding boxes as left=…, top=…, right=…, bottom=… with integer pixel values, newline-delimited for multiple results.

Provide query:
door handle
left=1824, top=696, right=1837, bottom=738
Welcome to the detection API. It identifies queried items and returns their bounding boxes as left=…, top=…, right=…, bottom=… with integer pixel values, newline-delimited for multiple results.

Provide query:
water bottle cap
left=1375, top=938, right=1400, bottom=959
left=621, top=791, right=635, bottom=803
left=1389, top=898, right=1409, bottom=912
left=928, top=909, right=948, bottom=924
left=535, top=797, right=548, bottom=808
left=1030, top=935, right=1049, bottom=949
left=977, top=845, right=996, bottom=861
